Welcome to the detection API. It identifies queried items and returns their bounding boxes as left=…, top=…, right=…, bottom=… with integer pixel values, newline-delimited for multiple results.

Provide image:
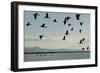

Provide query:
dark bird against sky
left=53, top=19, right=58, bottom=22
left=63, top=20, right=67, bottom=25
left=26, top=22, right=31, bottom=26
left=79, top=40, right=82, bottom=44
left=76, top=14, right=80, bottom=20
left=80, top=22, right=83, bottom=26
left=71, top=27, right=73, bottom=31
left=39, top=35, right=43, bottom=40
left=87, top=46, right=89, bottom=50
left=65, top=30, right=69, bottom=35
left=68, top=23, right=72, bottom=26
left=66, top=17, right=71, bottom=21
left=82, top=38, right=86, bottom=42
left=82, top=48, right=85, bottom=50
left=79, top=29, right=82, bottom=33
left=40, top=24, right=47, bottom=28
left=44, top=13, right=50, bottom=18
left=63, top=17, right=71, bottom=25
left=33, top=13, right=39, bottom=19
left=62, top=36, right=66, bottom=40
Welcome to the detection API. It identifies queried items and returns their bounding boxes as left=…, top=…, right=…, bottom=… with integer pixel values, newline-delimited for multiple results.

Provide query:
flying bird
left=87, top=46, right=89, bottom=50
left=33, top=13, right=39, bottom=19
left=82, top=48, right=85, bottom=50
left=53, top=19, right=58, bottom=22
left=62, top=36, right=66, bottom=40
left=79, top=29, right=82, bottom=33
left=66, top=16, right=71, bottom=21
left=63, top=19, right=67, bottom=25
left=65, top=30, right=69, bottom=35
left=40, top=24, right=47, bottom=28
left=68, top=23, right=72, bottom=26
left=26, top=22, right=31, bottom=26
left=39, top=35, right=43, bottom=40
left=82, top=38, right=86, bottom=42
left=79, top=40, right=82, bottom=44
left=44, top=12, right=50, bottom=18
left=71, top=27, right=73, bottom=31
left=63, top=17, right=71, bottom=25
left=80, top=22, right=83, bottom=26
left=76, top=14, right=80, bottom=20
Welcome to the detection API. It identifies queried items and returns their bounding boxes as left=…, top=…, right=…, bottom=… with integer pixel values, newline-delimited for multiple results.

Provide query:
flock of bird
left=26, top=12, right=89, bottom=51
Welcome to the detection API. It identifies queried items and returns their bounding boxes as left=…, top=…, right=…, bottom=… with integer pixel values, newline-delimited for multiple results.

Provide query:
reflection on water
left=24, top=51, right=90, bottom=62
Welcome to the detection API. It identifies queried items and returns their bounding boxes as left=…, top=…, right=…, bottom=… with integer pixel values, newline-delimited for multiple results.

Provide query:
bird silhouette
left=68, top=23, right=72, bottom=26
left=82, top=38, right=86, bottom=42
left=65, top=30, right=69, bottom=35
left=82, top=48, right=85, bottom=50
left=33, top=13, right=39, bottom=19
left=53, top=19, right=58, bottom=22
left=62, top=36, right=66, bottom=40
left=79, top=40, right=82, bottom=44
left=66, top=17, right=71, bottom=21
left=26, top=22, right=31, bottom=26
left=76, top=14, right=80, bottom=20
left=63, top=19, right=67, bottom=25
left=40, top=24, right=47, bottom=28
left=80, top=22, right=83, bottom=26
left=79, top=29, right=82, bottom=33
left=71, top=28, right=73, bottom=31
left=63, top=17, right=71, bottom=25
left=44, top=12, right=50, bottom=18
left=87, top=46, right=89, bottom=50
left=39, top=35, right=43, bottom=40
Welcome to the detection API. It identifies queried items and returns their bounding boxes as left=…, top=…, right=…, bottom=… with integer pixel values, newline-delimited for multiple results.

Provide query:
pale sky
left=24, top=11, right=90, bottom=50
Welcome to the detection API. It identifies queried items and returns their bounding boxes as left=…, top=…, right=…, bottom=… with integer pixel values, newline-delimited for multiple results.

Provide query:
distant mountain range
left=24, top=47, right=81, bottom=52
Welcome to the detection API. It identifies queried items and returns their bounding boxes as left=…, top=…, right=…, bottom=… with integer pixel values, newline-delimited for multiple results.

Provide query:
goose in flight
left=62, top=36, right=66, bottom=40
left=87, top=46, right=89, bottom=50
left=65, top=30, right=69, bottom=35
left=79, top=40, right=82, bottom=44
left=26, top=22, right=31, bottom=26
left=68, top=23, right=72, bottom=26
left=82, top=48, right=85, bottom=50
left=44, top=12, right=50, bottom=18
left=71, top=27, right=73, bottom=31
left=63, top=17, right=71, bottom=25
left=82, top=38, right=86, bottom=42
left=80, top=22, right=83, bottom=26
left=40, top=24, right=47, bottom=28
left=79, top=29, right=82, bottom=33
left=39, top=35, right=43, bottom=40
left=76, top=14, right=80, bottom=20
left=53, top=19, right=58, bottom=22
left=33, top=13, right=39, bottom=19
